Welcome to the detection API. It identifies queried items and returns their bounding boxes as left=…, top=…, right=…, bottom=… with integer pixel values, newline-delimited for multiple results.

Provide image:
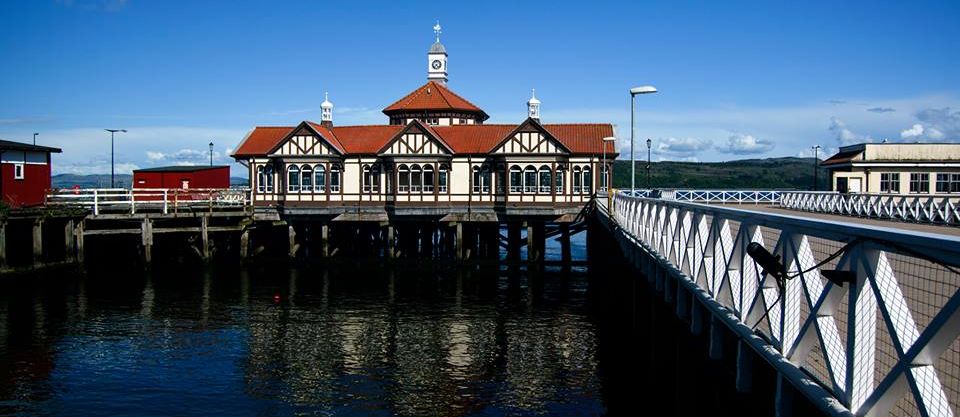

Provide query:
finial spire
left=527, top=88, right=541, bottom=120
left=433, top=21, right=442, bottom=42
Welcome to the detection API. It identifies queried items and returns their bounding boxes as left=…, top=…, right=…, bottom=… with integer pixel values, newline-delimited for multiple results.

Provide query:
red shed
left=0, top=139, right=62, bottom=208
left=132, top=165, right=231, bottom=189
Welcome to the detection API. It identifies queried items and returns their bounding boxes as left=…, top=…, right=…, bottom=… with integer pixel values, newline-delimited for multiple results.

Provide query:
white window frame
left=13, top=163, right=24, bottom=180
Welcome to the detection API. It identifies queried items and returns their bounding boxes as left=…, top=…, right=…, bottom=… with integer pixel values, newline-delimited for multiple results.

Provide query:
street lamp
left=33, top=133, right=38, bottom=145
left=602, top=136, right=616, bottom=192
left=105, top=129, right=127, bottom=188
left=209, top=142, right=214, bottom=166
left=812, top=145, right=821, bottom=191
left=646, top=138, right=652, bottom=189
left=630, top=85, right=657, bottom=195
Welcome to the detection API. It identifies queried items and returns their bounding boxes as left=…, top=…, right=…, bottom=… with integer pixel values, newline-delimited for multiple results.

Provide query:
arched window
left=481, top=166, right=491, bottom=193
left=287, top=165, right=300, bottom=192
left=300, top=164, right=313, bottom=193
left=573, top=166, right=582, bottom=194
left=472, top=166, right=481, bottom=194
left=523, top=165, right=537, bottom=193
left=509, top=165, right=522, bottom=193
left=398, top=164, right=410, bottom=192
left=423, top=164, right=435, bottom=192
left=538, top=165, right=552, bottom=193
left=555, top=165, right=565, bottom=194
left=410, top=164, right=422, bottom=192
left=314, top=164, right=325, bottom=192
left=362, top=164, right=380, bottom=193
left=329, top=163, right=341, bottom=192
left=256, top=166, right=265, bottom=192
left=438, top=164, right=449, bottom=193
left=582, top=166, right=592, bottom=194
left=264, top=166, right=274, bottom=192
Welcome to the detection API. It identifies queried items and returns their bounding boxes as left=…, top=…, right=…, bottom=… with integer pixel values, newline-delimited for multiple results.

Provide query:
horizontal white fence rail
left=780, top=192, right=960, bottom=226
left=621, top=189, right=788, bottom=203
left=46, top=188, right=251, bottom=215
left=609, top=194, right=960, bottom=417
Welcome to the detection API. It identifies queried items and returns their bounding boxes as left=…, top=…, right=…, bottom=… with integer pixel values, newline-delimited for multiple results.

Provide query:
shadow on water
left=0, top=228, right=781, bottom=416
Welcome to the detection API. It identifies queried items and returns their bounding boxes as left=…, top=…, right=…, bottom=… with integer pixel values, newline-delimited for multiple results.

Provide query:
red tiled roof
left=232, top=121, right=616, bottom=157
left=544, top=124, right=617, bottom=154
left=382, top=81, right=488, bottom=119
left=232, top=126, right=292, bottom=157
left=329, top=125, right=404, bottom=154
left=431, top=125, right=516, bottom=153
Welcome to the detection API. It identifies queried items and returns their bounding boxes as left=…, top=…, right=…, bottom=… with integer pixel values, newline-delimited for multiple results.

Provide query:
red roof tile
left=232, top=122, right=616, bottom=157
left=232, top=126, right=292, bottom=157
left=382, top=81, right=488, bottom=120
left=329, top=125, right=404, bottom=154
left=821, top=148, right=863, bottom=166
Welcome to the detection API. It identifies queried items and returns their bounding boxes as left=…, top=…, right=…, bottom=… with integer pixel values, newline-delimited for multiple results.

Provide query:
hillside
left=51, top=174, right=248, bottom=189
left=612, top=157, right=829, bottom=190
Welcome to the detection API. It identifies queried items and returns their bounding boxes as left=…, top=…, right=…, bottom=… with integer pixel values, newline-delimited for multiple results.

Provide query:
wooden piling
left=141, top=218, right=153, bottom=264
left=0, top=221, right=6, bottom=269
left=240, top=228, right=250, bottom=260
left=507, top=222, right=521, bottom=261
left=201, top=216, right=210, bottom=260
left=288, top=224, right=297, bottom=258
left=321, top=223, right=329, bottom=257
left=64, top=219, right=75, bottom=262
left=560, top=223, right=571, bottom=264
left=32, top=218, right=43, bottom=265
left=386, top=224, right=395, bottom=259
left=75, top=221, right=85, bottom=263
left=455, top=222, right=463, bottom=261
left=526, top=223, right=535, bottom=262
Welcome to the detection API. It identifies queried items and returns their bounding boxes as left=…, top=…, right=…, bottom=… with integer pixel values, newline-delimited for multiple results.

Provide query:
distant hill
left=52, top=174, right=249, bottom=189
left=612, top=157, right=829, bottom=190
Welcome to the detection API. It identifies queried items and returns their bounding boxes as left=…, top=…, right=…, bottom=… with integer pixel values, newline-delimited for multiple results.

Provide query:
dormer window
left=13, top=163, right=24, bottom=180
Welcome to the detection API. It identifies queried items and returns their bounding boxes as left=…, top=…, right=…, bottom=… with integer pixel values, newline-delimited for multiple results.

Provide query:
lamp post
left=812, top=145, right=821, bottom=191
left=33, top=133, right=38, bottom=145
left=630, top=85, right=657, bottom=195
left=646, top=138, right=652, bottom=189
left=105, top=129, right=127, bottom=188
left=602, top=136, right=616, bottom=192
left=209, top=142, right=214, bottom=166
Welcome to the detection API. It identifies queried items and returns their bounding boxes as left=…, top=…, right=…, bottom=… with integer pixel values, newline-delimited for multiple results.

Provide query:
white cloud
left=829, top=117, right=872, bottom=145
left=901, top=123, right=924, bottom=139
left=653, top=137, right=713, bottom=157
left=717, top=133, right=774, bottom=155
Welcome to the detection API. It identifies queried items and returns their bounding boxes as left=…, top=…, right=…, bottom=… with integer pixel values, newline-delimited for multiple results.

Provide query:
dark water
left=0, top=232, right=771, bottom=416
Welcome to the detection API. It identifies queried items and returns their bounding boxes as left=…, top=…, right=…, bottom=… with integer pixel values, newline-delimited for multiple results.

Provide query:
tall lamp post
left=33, top=133, right=38, bottom=145
left=601, top=136, right=616, bottom=192
left=630, top=85, right=657, bottom=195
left=105, top=129, right=127, bottom=188
left=812, top=145, right=821, bottom=191
left=209, top=142, right=214, bottom=166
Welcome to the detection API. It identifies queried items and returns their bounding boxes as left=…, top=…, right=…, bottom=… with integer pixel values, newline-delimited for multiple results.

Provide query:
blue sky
left=1, top=0, right=958, bottom=175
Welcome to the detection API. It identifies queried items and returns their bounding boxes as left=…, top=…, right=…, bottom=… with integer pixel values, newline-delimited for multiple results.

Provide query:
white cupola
left=320, top=92, right=333, bottom=126
left=427, top=21, right=448, bottom=84
left=527, top=89, right=541, bottom=121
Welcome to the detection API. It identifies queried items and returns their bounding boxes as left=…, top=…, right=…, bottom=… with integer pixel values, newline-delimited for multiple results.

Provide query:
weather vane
left=433, top=21, right=442, bottom=42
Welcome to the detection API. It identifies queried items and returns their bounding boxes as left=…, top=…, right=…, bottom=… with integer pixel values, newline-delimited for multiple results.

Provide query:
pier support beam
left=321, top=223, right=329, bottom=257
left=240, top=228, right=250, bottom=260
left=32, top=218, right=43, bottom=265
left=526, top=223, right=535, bottom=262
left=736, top=340, right=754, bottom=393
left=775, top=373, right=795, bottom=417
left=0, top=221, right=6, bottom=269
left=690, top=299, right=704, bottom=336
left=507, top=222, right=521, bottom=261
left=560, top=223, right=571, bottom=264
left=64, top=219, right=75, bottom=262
left=386, top=224, right=395, bottom=259
left=75, top=221, right=84, bottom=263
left=455, top=222, right=463, bottom=261
left=200, top=216, right=210, bottom=261
left=709, top=315, right=724, bottom=360
left=141, top=218, right=153, bottom=264
left=288, top=224, right=297, bottom=258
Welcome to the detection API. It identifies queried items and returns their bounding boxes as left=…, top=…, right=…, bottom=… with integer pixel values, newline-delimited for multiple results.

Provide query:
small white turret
left=321, top=92, right=333, bottom=126
left=527, top=89, right=541, bottom=121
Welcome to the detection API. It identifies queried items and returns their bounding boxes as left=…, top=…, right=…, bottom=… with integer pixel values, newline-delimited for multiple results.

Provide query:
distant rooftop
left=133, top=165, right=229, bottom=173
left=0, top=139, right=62, bottom=153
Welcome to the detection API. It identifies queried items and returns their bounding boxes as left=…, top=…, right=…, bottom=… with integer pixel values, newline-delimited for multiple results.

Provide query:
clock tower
left=427, top=21, right=448, bottom=84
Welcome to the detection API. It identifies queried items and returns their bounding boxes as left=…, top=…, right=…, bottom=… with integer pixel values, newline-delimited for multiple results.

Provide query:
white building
left=822, top=142, right=960, bottom=194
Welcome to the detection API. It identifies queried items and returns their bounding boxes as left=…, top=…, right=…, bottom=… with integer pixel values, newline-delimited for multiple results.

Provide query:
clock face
left=431, top=60, right=442, bottom=70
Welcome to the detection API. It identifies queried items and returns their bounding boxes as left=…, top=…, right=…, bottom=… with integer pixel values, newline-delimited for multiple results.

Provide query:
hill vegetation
left=612, top=157, right=829, bottom=190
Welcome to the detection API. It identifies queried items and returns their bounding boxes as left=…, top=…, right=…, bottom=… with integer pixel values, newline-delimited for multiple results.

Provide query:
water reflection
left=0, top=262, right=608, bottom=416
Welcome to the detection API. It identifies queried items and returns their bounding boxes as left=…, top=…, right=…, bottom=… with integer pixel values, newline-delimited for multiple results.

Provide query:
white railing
left=609, top=194, right=960, bottom=417
left=780, top=192, right=960, bottom=226
left=46, top=188, right=252, bottom=215
left=620, top=189, right=786, bottom=203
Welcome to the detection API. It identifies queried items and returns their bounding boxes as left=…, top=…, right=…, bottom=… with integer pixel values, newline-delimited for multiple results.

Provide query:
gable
left=493, top=130, right=567, bottom=155
left=378, top=122, right=453, bottom=156
left=269, top=125, right=340, bottom=157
